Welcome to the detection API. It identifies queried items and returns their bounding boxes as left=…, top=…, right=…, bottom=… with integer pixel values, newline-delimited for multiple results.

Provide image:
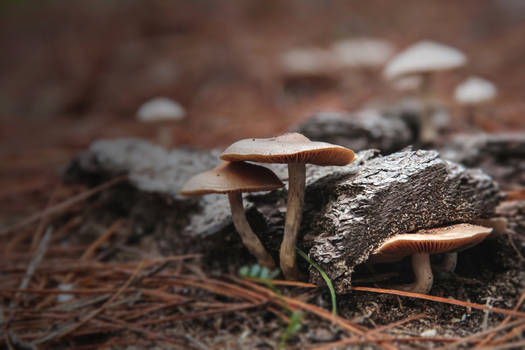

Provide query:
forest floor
left=1, top=1, right=525, bottom=348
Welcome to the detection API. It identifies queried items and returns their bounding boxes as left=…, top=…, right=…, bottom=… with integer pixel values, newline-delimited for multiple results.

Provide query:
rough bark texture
left=66, top=139, right=503, bottom=293
left=440, top=133, right=525, bottom=190
left=250, top=149, right=503, bottom=292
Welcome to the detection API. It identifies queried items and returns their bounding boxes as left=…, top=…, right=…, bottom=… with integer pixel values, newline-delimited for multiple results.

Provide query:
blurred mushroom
left=180, top=161, right=283, bottom=268
left=454, top=76, right=497, bottom=127
left=383, top=41, right=467, bottom=144
left=331, top=38, right=394, bottom=69
left=369, top=223, right=492, bottom=293
left=221, top=132, right=355, bottom=280
left=280, top=47, right=337, bottom=77
left=136, top=97, right=186, bottom=148
left=331, top=37, right=395, bottom=90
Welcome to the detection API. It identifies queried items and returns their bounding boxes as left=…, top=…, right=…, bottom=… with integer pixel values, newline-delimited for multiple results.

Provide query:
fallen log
left=66, top=139, right=503, bottom=292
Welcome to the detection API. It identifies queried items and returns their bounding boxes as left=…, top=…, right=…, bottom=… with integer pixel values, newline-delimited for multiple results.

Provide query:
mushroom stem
left=280, top=162, right=306, bottom=280
left=157, top=126, right=173, bottom=149
left=420, top=72, right=436, bottom=144
left=395, top=253, right=434, bottom=294
left=435, top=252, right=457, bottom=273
left=228, top=191, right=275, bottom=268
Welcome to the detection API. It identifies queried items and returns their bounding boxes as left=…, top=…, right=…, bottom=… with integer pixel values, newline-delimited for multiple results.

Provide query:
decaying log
left=293, top=110, right=415, bottom=153
left=65, top=138, right=234, bottom=237
left=66, top=139, right=503, bottom=293
left=305, top=150, right=501, bottom=292
left=383, top=98, right=451, bottom=144
left=294, top=98, right=451, bottom=153
left=440, top=133, right=525, bottom=190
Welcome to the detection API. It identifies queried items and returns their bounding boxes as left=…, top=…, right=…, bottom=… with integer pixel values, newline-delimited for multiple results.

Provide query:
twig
left=6, top=226, right=53, bottom=328
left=351, top=286, right=525, bottom=318
left=32, top=260, right=144, bottom=345
left=437, top=319, right=525, bottom=350
left=137, top=302, right=263, bottom=325
left=30, top=183, right=60, bottom=252
left=475, top=292, right=525, bottom=348
left=37, top=220, right=124, bottom=309
left=1, top=176, right=125, bottom=236
left=312, top=313, right=426, bottom=350
left=230, top=276, right=368, bottom=336
left=96, top=315, right=188, bottom=347
left=474, top=340, right=525, bottom=350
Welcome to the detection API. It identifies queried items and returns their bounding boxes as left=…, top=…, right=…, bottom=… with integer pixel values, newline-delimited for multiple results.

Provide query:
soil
left=1, top=1, right=525, bottom=349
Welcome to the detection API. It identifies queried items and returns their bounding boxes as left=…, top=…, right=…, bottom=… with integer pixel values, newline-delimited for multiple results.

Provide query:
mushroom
left=454, top=76, right=497, bottom=127
left=220, top=132, right=355, bottom=280
left=331, top=38, right=395, bottom=90
left=180, top=161, right=283, bottom=268
left=369, top=223, right=492, bottom=294
left=136, top=97, right=186, bottom=148
left=383, top=41, right=467, bottom=144
left=331, top=38, right=394, bottom=69
left=280, top=47, right=337, bottom=77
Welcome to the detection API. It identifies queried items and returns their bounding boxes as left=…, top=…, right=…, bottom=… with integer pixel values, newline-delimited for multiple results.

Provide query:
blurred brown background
left=1, top=0, right=524, bottom=157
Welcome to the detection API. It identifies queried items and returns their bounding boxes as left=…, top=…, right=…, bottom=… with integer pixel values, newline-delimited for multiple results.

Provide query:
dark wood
left=294, top=110, right=415, bottom=154
left=250, top=149, right=503, bottom=292
left=441, top=133, right=525, bottom=190
left=66, top=139, right=503, bottom=293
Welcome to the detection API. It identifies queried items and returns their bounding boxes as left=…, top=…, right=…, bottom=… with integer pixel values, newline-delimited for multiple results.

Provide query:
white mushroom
left=136, top=97, right=186, bottom=148
left=383, top=41, right=467, bottom=144
left=454, top=76, right=497, bottom=126
left=455, top=77, right=497, bottom=105
left=280, top=47, right=337, bottom=77
left=332, top=38, right=394, bottom=69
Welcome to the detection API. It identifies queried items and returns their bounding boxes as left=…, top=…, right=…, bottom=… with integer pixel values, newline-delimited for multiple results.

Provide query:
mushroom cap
left=370, top=223, right=492, bottom=263
left=137, top=97, right=186, bottom=122
left=383, top=41, right=467, bottom=80
left=180, top=161, right=284, bottom=196
left=220, top=132, right=355, bottom=166
left=332, top=38, right=394, bottom=68
left=454, top=76, right=497, bottom=105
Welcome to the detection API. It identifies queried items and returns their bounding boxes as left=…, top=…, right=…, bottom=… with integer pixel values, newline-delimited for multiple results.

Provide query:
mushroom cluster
left=383, top=40, right=467, bottom=144
left=181, top=132, right=355, bottom=280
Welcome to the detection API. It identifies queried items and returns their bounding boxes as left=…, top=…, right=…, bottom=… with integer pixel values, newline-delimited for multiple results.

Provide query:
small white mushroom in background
left=383, top=41, right=467, bottom=144
left=280, top=47, right=337, bottom=77
left=331, top=38, right=394, bottom=69
left=454, top=76, right=498, bottom=127
left=136, top=97, right=186, bottom=148
left=369, top=223, right=492, bottom=294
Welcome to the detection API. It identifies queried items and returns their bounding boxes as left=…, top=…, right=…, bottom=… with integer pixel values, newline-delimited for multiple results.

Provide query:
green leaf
left=296, top=248, right=337, bottom=316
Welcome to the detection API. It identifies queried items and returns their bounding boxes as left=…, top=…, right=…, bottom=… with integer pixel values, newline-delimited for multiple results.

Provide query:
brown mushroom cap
left=370, top=223, right=493, bottom=263
left=220, top=133, right=355, bottom=166
left=180, top=161, right=284, bottom=196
